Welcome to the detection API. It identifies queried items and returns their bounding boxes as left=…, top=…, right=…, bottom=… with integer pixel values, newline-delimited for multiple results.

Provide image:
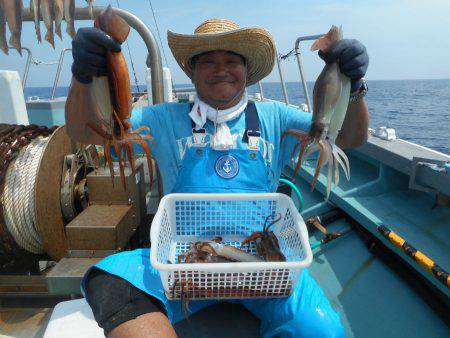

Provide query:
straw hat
left=167, top=18, right=276, bottom=86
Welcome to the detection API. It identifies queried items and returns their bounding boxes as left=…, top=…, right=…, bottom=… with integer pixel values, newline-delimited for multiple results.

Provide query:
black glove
left=318, top=39, right=368, bottom=92
left=71, top=27, right=121, bottom=84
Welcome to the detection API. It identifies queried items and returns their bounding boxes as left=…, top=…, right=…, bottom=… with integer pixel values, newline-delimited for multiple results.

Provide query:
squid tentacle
left=104, top=140, right=115, bottom=186
left=334, top=145, right=350, bottom=180
left=333, top=151, right=340, bottom=187
left=124, top=141, right=136, bottom=175
left=310, top=140, right=326, bottom=191
left=326, top=157, right=333, bottom=199
left=135, top=139, right=154, bottom=188
left=281, top=129, right=311, bottom=180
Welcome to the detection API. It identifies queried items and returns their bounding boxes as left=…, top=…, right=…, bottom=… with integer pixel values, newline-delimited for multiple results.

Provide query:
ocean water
left=24, top=79, right=450, bottom=155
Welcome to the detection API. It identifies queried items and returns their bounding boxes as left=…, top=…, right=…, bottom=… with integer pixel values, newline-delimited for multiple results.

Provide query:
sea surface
left=24, top=79, right=450, bottom=155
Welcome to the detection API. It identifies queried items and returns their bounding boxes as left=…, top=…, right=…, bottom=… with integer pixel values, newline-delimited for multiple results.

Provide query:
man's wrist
left=350, top=78, right=363, bottom=93
left=349, top=78, right=368, bottom=103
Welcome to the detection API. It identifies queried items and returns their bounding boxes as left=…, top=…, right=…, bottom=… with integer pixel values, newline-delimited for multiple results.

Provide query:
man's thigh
left=85, top=268, right=167, bottom=336
left=239, top=270, right=344, bottom=338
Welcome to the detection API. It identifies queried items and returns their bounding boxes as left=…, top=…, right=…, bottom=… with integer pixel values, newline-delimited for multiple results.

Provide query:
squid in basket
left=282, top=25, right=351, bottom=199
left=173, top=213, right=287, bottom=318
left=65, top=6, right=156, bottom=191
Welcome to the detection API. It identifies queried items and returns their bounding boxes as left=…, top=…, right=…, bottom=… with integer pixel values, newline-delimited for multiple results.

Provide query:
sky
left=1, top=0, right=450, bottom=87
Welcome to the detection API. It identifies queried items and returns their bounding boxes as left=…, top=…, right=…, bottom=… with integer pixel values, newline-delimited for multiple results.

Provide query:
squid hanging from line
left=281, top=25, right=351, bottom=199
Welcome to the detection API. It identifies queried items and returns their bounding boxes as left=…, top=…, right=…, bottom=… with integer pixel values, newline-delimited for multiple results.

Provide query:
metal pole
left=294, top=34, right=323, bottom=112
left=51, top=48, right=71, bottom=99
left=21, top=48, right=32, bottom=90
left=7, top=47, right=32, bottom=89
left=21, top=6, right=165, bottom=104
left=258, top=81, right=264, bottom=99
left=276, top=54, right=289, bottom=105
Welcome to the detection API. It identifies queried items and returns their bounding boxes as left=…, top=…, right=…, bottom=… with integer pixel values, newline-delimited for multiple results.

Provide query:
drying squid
left=0, top=0, right=8, bottom=54
left=63, top=0, right=75, bottom=38
left=2, top=0, right=22, bottom=54
left=65, top=6, right=154, bottom=191
left=281, top=25, right=351, bottom=199
left=30, top=0, right=42, bottom=43
left=40, top=0, right=55, bottom=48
left=53, top=0, right=64, bottom=39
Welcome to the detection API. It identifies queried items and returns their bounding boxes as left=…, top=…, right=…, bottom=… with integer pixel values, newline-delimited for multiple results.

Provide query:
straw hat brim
left=167, top=27, right=276, bottom=86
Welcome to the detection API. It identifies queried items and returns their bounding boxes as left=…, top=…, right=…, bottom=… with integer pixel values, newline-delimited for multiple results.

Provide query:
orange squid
left=65, top=6, right=157, bottom=192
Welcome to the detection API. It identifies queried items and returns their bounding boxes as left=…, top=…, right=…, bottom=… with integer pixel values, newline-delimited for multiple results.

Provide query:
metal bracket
left=192, top=128, right=207, bottom=146
left=408, top=157, right=448, bottom=193
left=246, top=130, right=261, bottom=150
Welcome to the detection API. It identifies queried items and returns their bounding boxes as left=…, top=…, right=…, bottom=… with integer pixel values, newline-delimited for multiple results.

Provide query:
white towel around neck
left=188, top=93, right=248, bottom=150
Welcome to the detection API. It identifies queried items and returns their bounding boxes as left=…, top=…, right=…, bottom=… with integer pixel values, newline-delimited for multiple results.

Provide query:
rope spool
left=1, top=136, right=49, bottom=254
left=0, top=125, right=73, bottom=260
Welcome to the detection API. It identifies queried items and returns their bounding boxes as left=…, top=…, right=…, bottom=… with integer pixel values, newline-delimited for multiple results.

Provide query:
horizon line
left=24, top=78, right=450, bottom=88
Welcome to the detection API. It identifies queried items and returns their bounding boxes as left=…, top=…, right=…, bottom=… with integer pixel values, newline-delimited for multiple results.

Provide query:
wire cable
left=147, top=0, right=176, bottom=92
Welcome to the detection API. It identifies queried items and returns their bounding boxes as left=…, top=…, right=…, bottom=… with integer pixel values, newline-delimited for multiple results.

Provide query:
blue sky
left=1, top=0, right=450, bottom=87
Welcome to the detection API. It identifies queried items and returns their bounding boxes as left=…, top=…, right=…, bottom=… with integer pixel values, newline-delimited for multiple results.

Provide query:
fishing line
left=280, top=48, right=298, bottom=60
left=147, top=0, right=175, bottom=91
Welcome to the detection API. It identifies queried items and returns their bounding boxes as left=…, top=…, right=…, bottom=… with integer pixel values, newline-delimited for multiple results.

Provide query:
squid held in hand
left=65, top=6, right=155, bottom=191
left=282, top=25, right=351, bottom=199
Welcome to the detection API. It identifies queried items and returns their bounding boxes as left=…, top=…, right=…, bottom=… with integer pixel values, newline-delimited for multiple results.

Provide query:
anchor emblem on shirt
left=215, top=154, right=239, bottom=179
left=223, top=160, right=232, bottom=173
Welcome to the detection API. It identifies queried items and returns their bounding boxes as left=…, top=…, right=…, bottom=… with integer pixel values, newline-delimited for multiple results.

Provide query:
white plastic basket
left=150, top=193, right=312, bottom=300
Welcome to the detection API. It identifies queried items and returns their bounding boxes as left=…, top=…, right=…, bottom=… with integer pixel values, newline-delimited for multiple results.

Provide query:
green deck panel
left=307, top=217, right=449, bottom=338
left=281, top=149, right=450, bottom=337
left=286, top=149, right=450, bottom=296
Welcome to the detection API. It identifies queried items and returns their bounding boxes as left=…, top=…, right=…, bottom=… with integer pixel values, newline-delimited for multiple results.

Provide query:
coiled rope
left=0, top=125, right=56, bottom=254
left=1, top=137, right=48, bottom=253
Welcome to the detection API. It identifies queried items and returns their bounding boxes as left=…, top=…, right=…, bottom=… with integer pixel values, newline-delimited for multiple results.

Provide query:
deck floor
left=0, top=307, right=52, bottom=338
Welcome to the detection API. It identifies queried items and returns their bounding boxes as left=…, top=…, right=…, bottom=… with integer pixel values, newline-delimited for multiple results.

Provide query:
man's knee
left=288, top=308, right=344, bottom=338
left=84, top=268, right=166, bottom=336
left=262, top=307, right=344, bottom=338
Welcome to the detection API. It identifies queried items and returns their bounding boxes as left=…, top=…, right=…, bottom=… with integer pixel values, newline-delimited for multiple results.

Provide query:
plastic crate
left=150, top=193, right=312, bottom=300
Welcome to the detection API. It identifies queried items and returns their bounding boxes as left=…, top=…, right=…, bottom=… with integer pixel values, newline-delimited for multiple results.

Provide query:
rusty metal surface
left=0, top=275, right=47, bottom=295
left=35, top=126, right=74, bottom=260
left=66, top=204, right=135, bottom=250
left=67, top=249, right=118, bottom=258
left=86, top=161, right=146, bottom=234
left=87, top=163, right=144, bottom=203
left=46, top=257, right=100, bottom=295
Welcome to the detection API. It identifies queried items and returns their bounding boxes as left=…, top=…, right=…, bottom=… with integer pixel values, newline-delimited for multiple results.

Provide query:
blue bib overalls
left=85, top=102, right=344, bottom=337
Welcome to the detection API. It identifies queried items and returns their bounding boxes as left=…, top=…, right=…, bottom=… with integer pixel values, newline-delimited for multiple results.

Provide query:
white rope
left=1, top=137, right=49, bottom=254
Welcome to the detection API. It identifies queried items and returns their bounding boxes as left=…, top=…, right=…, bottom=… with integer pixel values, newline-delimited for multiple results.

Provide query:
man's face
left=192, top=50, right=246, bottom=109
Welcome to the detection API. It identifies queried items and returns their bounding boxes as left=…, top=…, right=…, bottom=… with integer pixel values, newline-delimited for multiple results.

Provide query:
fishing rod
left=378, top=225, right=450, bottom=289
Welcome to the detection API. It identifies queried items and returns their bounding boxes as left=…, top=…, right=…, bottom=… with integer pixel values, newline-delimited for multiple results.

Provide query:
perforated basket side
left=275, top=206, right=307, bottom=262
left=172, top=196, right=278, bottom=239
left=150, top=195, right=176, bottom=267
left=167, top=268, right=298, bottom=300
left=151, top=193, right=313, bottom=298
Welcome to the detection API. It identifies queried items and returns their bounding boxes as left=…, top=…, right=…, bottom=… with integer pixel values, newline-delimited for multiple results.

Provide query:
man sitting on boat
left=70, top=18, right=369, bottom=338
